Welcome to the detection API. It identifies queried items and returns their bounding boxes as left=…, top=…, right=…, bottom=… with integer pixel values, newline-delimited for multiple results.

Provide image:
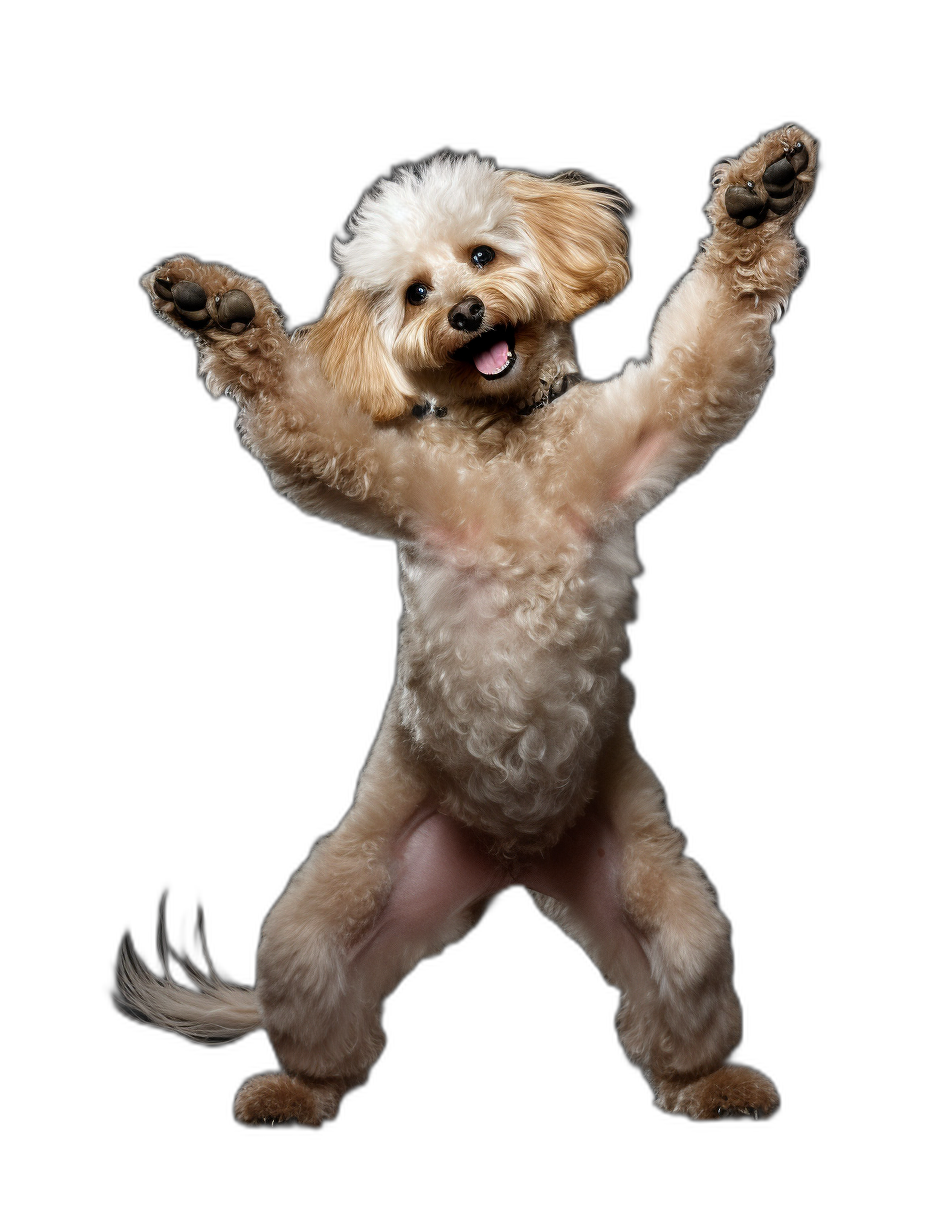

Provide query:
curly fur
left=118, top=126, right=816, bottom=1125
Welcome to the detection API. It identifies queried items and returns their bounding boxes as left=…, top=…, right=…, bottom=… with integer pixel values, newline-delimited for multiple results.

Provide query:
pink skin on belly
left=351, top=808, right=649, bottom=993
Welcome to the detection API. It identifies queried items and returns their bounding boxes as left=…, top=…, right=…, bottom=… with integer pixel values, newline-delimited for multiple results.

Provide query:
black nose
left=449, top=297, right=485, bottom=332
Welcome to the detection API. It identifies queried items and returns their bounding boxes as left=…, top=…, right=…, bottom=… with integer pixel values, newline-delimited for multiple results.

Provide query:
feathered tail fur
left=113, top=894, right=261, bottom=1043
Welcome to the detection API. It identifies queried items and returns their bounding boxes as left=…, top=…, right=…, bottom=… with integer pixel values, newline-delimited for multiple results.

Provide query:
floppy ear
left=505, top=170, right=630, bottom=321
left=306, top=278, right=415, bottom=422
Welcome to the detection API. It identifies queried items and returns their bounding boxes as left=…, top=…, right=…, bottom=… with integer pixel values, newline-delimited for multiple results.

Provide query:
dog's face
left=310, top=154, right=630, bottom=421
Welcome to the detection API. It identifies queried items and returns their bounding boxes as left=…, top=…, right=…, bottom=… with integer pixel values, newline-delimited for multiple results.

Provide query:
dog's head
left=309, top=153, right=630, bottom=421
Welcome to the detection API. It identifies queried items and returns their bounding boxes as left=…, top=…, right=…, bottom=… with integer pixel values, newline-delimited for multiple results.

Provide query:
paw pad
left=724, top=141, right=808, bottom=228
left=215, top=289, right=256, bottom=334
left=762, top=142, right=809, bottom=215
left=154, top=276, right=256, bottom=333
left=171, top=280, right=210, bottom=325
left=724, top=182, right=766, bottom=229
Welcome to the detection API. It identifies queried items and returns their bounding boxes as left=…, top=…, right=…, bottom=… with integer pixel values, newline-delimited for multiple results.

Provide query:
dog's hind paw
left=654, top=1064, right=780, bottom=1121
left=233, top=1072, right=347, bottom=1127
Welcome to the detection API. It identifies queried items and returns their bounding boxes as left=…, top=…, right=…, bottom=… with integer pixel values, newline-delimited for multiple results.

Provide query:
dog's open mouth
left=450, top=323, right=516, bottom=380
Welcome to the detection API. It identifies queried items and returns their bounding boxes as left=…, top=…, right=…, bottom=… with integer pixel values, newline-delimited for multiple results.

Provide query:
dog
left=116, top=125, right=816, bottom=1124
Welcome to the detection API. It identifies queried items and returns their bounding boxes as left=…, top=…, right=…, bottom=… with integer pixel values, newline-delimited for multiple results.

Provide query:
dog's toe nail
left=216, top=289, right=256, bottom=333
left=719, top=1103, right=749, bottom=1123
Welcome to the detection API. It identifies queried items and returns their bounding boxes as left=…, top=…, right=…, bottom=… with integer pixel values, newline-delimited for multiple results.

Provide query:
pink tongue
left=473, top=338, right=510, bottom=375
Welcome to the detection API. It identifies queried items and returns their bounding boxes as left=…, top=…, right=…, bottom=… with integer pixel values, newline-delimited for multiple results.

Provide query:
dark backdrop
left=90, top=79, right=857, bottom=1172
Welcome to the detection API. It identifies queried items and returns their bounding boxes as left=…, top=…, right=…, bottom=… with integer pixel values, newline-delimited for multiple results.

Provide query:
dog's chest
left=395, top=524, right=640, bottom=840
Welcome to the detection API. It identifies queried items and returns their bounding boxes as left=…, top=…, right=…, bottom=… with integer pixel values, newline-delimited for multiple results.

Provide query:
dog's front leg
left=144, top=255, right=290, bottom=395
left=143, top=256, right=407, bottom=535
left=582, top=125, right=816, bottom=510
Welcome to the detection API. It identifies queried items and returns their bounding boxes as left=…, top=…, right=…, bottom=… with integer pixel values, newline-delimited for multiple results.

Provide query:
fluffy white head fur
left=335, top=153, right=536, bottom=294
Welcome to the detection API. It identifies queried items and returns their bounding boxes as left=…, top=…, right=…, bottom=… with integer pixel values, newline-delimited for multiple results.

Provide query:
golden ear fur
left=505, top=170, right=630, bottom=320
left=307, top=279, right=414, bottom=422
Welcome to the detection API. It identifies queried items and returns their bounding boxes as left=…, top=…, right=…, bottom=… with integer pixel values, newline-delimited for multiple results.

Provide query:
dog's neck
left=413, top=367, right=580, bottom=424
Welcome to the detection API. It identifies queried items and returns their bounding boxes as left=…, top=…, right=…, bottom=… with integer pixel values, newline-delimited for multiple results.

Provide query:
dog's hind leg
left=235, top=722, right=507, bottom=1127
left=523, top=728, right=779, bottom=1120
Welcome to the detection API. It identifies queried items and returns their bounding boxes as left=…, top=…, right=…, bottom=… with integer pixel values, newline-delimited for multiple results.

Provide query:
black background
left=83, top=60, right=867, bottom=1182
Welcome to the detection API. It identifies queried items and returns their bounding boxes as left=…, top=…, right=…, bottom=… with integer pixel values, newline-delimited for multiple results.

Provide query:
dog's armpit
left=607, top=427, right=675, bottom=505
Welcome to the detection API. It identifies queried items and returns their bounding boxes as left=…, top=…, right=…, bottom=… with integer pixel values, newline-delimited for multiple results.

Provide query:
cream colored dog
left=116, top=125, right=816, bottom=1123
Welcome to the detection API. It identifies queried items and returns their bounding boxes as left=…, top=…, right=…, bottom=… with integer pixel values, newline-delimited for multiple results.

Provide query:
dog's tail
left=114, top=894, right=262, bottom=1043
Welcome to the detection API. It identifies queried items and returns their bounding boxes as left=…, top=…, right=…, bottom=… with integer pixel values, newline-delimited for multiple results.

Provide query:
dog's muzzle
left=448, top=297, right=485, bottom=332
left=450, top=321, right=517, bottom=379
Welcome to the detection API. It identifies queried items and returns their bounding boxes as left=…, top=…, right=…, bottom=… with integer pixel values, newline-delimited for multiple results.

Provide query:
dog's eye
left=405, top=283, right=429, bottom=305
left=471, top=246, right=495, bottom=268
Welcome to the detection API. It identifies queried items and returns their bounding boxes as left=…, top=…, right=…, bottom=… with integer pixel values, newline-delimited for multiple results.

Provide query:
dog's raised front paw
left=145, top=256, right=260, bottom=336
left=711, top=125, right=816, bottom=231
left=724, top=142, right=808, bottom=228
left=760, top=143, right=809, bottom=215
left=150, top=270, right=255, bottom=333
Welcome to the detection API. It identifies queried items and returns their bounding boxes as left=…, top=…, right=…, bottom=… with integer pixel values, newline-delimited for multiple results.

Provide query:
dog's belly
left=396, top=533, right=638, bottom=852
left=351, top=806, right=647, bottom=986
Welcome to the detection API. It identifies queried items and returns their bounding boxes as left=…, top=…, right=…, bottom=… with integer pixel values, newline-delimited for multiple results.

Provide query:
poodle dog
left=116, top=125, right=816, bottom=1124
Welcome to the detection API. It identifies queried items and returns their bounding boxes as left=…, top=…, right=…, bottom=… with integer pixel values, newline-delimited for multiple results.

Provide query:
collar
left=412, top=370, right=581, bottom=422
left=515, top=370, right=582, bottom=417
